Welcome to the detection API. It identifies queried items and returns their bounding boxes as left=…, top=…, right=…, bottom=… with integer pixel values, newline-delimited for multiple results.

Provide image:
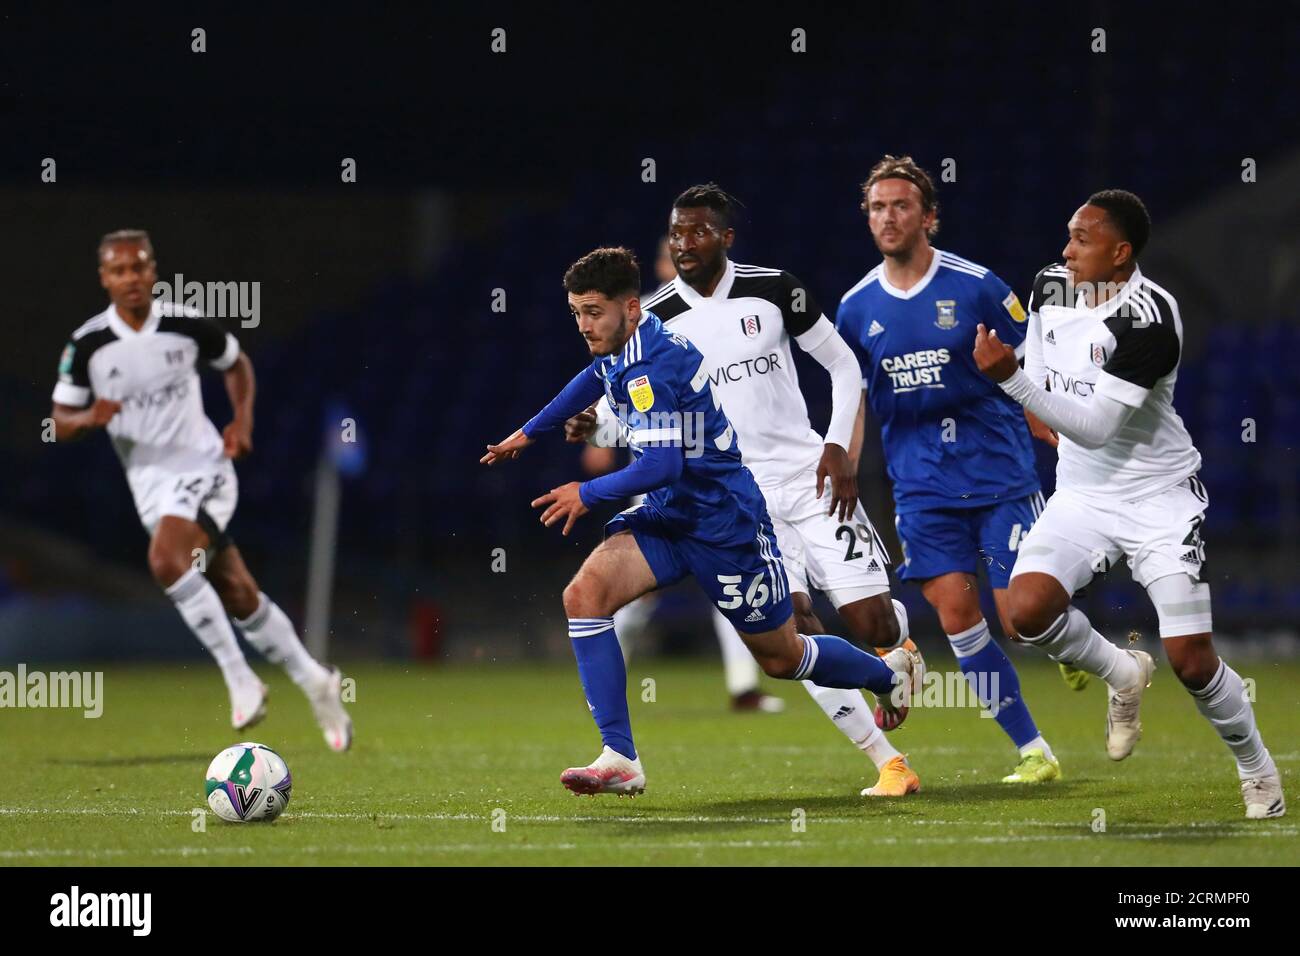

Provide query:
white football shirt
left=1025, top=263, right=1202, bottom=500
left=641, top=259, right=843, bottom=488
left=52, top=300, right=241, bottom=487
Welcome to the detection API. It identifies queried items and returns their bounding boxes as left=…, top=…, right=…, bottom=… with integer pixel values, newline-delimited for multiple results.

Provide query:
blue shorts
left=894, top=492, right=1046, bottom=590
left=606, top=504, right=793, bottom=634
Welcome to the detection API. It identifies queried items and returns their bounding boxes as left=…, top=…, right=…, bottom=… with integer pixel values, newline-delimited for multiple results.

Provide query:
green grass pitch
left=2, top=657, right=1296, bottom=865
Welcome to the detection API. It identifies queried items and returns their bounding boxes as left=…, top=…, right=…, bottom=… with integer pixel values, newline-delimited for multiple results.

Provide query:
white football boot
left=307, top=666, right=353, bottom=752
left=873, top=645, right=923, bottom=732
left=230, top=679, right=268, bottom=731
left=1242, top=773, right=1286, bottom=819
left=560, top=745, right=645, bottom=796
left=1106, top=649, right=1156, bottom=760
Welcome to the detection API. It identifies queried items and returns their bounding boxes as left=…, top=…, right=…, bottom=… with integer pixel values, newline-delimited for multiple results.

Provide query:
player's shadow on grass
left=896, top=779, right=1093, bottom=804
left=48, top=753, right=207, bottom=767
left=591, top=794, right=881, bottom=836
left=674, top=779, right=1097, bottom=823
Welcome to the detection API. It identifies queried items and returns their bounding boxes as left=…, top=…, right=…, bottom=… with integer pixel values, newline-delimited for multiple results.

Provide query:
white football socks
left=1190, top=660, right=1274, bottom=780
left=234, top=592, right=330, bottom=690
left=868, top=598, right=913, bottom=652
left=802, top=681, right=901, bottom=769
left=1023, top=606, right=1140, bottom=690
left=711, top=606, right=762, bottom=696
left=946, top=618, right=992, bottom=656
left=1019, top=735, right=1057, bottom=763
left=165, top=568, right=258, bottom=690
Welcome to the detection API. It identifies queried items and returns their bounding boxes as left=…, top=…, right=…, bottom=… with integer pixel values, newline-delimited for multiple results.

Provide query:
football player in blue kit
left=836, top=157, right=1065, bottom=784
left=482, top=246, right=921, bottom=796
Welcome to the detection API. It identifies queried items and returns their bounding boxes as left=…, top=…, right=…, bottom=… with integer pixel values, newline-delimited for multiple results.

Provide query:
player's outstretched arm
left=221, top=352, right=255, bottom=459
left=974, top=324, right=1134, bottom=449
left=485, top=366, right=605, bottom=468
left=48, top=399, right=121, bottom=442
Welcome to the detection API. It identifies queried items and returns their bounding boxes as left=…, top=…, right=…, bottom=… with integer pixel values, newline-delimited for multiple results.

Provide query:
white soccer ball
left=204, top=742, right=293, bottom=823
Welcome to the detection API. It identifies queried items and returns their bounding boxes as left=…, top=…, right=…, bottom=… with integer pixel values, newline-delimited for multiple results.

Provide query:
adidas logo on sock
left=744, top=608, right=766, bottom=623
left=832, top=705, right=856, bottom=720
left=867, top=320, right=885, bottom=337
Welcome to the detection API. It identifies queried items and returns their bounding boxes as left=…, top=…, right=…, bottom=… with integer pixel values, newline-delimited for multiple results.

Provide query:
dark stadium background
left=2, top=3, right=1297, bottom=664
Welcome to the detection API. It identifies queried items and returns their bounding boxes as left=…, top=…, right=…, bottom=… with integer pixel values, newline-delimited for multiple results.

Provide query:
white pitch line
left=0, top=806, right=1293, bottom=834
left=0, top=840, right=805, bottom=860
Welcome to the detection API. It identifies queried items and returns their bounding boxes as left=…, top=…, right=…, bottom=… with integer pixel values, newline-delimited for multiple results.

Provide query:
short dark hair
left=98, top=228, right=154, bottom=262
left=860, top=155, right=940, bottom=237
left=563, top=246, right=641, bottom=299
left=1086, top=189, right=1151, bottom=260
left=672, top=183, right=743, bottom=229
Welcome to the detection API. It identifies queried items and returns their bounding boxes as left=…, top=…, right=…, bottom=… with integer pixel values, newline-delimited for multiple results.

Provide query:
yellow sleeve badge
left=1002, top=291, right=1027, bottom=323
left=628, top=374, right=655, bottom=412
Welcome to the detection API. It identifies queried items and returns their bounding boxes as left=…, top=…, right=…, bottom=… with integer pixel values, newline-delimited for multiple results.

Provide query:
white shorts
left=1010, top=475, right=1209, bottom=596
left=130, top=460, right=239, bottom=541
left=763, top=466, right=891, bottom=608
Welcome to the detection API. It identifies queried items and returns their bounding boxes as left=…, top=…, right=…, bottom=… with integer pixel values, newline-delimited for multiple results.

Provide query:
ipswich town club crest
left=1091, top=343, right=1108, bottom=366
left=934, top=300, right=957, bottom=329
left=740, top=314, right=761, bottom=338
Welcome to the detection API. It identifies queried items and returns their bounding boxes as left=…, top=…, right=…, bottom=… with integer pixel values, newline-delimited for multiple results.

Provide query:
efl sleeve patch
left=628, top=374, right=655, bottom=412
left=1003, top=291, right=1027, bottom=323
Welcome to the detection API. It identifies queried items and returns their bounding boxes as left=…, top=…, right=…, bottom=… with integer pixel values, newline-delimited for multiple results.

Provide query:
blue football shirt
left=836, top=250, right=1040, bottom=513
left=523, top=313, right=767, bottom=545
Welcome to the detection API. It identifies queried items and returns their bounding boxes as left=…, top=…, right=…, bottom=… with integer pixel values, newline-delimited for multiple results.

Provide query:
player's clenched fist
left=223, top=418, right=254, bottom=459
left=531, top=481, right=588, bottom=536
left=481, top=427, right=534, bottom=465
left=85, top=397, right=122, bottom=428
left=973, top=323, right=1019, bottom=383
left=564, top=405, right=599, bottom=443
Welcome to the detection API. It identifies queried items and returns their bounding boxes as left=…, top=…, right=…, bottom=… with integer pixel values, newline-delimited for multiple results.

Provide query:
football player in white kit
left=49, top=230, right=353, bottom=751
left=570, top=186, right=922, bottom=796
left=974, top=191, right=1284, bottom=818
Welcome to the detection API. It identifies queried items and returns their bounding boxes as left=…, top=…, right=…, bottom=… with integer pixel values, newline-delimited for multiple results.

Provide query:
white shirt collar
left=674, top=257, right=736, bottom=303
left=1076, top=264, right=1144, bottom=316
left=106, top=300, right=161, bottom=338
left=875, top=247, right=943, bottom=300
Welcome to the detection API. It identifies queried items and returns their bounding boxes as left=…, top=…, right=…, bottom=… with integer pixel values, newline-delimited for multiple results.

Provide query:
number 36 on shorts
left=715, top=573, right=771, bottom=610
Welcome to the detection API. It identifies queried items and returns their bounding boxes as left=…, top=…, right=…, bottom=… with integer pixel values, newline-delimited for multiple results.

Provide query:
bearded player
left=974, top=190, right=1284, bottom=818
left=577, top=236, right=785, bottom=713
left=49, top=230, right=352, bottom=750
left=837, top=157, right=1061, bottom=784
